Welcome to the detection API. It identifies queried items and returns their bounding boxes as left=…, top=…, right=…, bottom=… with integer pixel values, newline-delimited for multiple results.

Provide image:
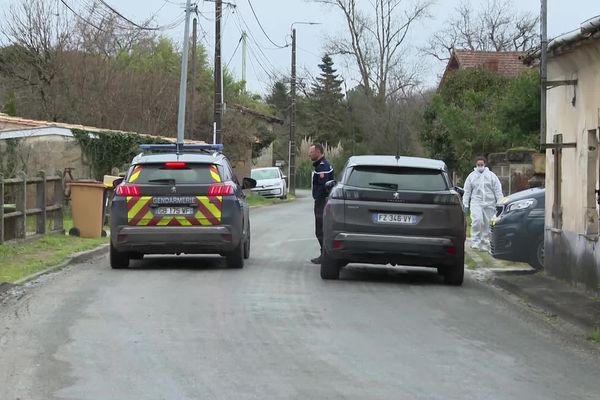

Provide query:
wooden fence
left=0, top=171, right=64, bottom=243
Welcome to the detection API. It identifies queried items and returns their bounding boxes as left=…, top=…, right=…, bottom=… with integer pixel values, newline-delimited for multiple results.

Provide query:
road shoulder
left=466, top=244, right=600, bottom=345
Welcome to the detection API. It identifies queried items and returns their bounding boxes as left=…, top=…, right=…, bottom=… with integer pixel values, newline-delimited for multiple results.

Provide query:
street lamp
left=288, top=21, right=321, bottom=196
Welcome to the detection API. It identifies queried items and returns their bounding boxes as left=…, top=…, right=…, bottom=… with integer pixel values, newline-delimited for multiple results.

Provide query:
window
left=551, top=134, right=564, bottom=230
left=130, top=163, right=218, bottom=184
left=587, top=129, right=599, bottom=235
left=346, top=166, right=448, bottom=192
left=251, top=169, right=280, bottom=180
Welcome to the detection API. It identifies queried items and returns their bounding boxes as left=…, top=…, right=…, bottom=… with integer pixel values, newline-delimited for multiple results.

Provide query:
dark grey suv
left=109, top=144, right=255, bottom=269
left=321, top=156, right=466, bottom=285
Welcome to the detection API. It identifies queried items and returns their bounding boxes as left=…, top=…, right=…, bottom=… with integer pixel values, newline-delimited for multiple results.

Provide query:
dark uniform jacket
left=312, top=157, right=334, bottom=200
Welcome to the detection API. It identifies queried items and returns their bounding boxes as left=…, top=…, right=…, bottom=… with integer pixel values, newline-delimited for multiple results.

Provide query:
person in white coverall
left=463, top=156, right=504, bottom=251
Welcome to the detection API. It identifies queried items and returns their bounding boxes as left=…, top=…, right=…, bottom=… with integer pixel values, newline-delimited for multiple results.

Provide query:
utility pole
left=189, top=17, right=198, bottom=140
left=287, top=22, right=320, bottom=194
left=289, top=28, right=297, bottom=196
left=241, top=31, right=248, bottom=87
left=176, top=0, right=193, bottom=149
left=214, top=0, right=223, bottom=144
left=540, top=0, right=548, bottom=147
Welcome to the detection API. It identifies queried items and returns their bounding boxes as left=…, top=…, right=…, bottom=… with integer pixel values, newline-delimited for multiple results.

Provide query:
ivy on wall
left=0, top=138, right=28, bottom=178
left=72, top=129, right=169, bottom=180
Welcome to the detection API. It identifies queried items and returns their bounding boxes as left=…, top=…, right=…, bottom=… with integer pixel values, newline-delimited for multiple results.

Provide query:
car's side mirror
left=112, top=177, right=124, bottom=189
left=325, top=180, right=337, bottom=189
left=242, top=177, right=257, bottom=190
left=454, top=186, right=464, bottom=196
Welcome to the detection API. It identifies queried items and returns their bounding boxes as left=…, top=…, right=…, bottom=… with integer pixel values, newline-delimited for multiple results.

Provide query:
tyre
left=528, top=236, right=544, bottom=270
left=68, top=227, right=80, bottom=237
left=443, top=247, right=464, bottom=286
left=110, top=243, right=130, bottom=269
left=226, top=240, right=244, bottom=269
left=243, top=229, right=251, bottom=260
left=320, top=252, right=340, bottom=280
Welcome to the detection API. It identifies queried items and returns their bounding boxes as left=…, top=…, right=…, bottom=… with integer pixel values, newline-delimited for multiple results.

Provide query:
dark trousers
left=314, top=198, right=327, bottom=252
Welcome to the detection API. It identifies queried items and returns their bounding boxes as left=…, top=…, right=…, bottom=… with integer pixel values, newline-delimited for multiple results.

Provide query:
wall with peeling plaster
left=545, top=38, right=600, bottom=291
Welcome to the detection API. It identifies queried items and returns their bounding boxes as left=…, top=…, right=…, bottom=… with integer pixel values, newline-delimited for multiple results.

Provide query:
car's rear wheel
left=243, top=227, right=251, bottom=260
left=320, top=252, right=340, bottom=280
left=443, top=247, right=464, bottom=286
left=110, top=243, right=130, bottom=269
left=226, top=240, right=245, bottom=269
left=528, top=236, right=544, bottom=270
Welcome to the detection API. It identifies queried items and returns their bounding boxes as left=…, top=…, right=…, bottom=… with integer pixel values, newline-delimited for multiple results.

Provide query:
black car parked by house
left=490, top=187, right=545, bottom=269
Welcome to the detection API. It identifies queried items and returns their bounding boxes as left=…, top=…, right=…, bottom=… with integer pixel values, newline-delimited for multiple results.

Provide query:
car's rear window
left=346, top=166, right=448, bottom=192
left=252, top=169, right=279, bottom=180
left=128, top=163, right=219, bottom=185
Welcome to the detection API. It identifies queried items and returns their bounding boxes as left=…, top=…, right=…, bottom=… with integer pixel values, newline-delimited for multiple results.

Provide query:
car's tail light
left=115, top=185, right=140, bottom=196
left=330, top=186, right=344, bottom=199
left=333, top=240, right=343, bottom=249
left=209, top=184, right=234, bottom=196
left=164, top=162, right=188, bottom=169
left=447, top=246, right=457, bottom=255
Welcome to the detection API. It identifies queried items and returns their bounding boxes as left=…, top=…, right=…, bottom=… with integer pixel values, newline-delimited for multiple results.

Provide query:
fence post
left=0, top=174, right=4, bottom=244
left=54, top=170, right=64, bottom=232
left=37, top=170, right=47, bottom=235
left=15, top=171, right=27, bottom=239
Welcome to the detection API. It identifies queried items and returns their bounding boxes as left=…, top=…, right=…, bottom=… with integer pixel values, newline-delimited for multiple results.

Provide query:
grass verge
left=465, top=253, right=478, bottom=270
left=0, top=233, right=107, bottom=283
left=247, top=194, right=296, bottom=207
left=589, top=328, right=600, bottom=344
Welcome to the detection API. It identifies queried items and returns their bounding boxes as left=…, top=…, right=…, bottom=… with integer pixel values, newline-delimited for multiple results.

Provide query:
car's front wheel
left=320, top=252, right=340, bottom=280
left=528, top=236, right=544, bottom=270
left=110, top=243, right=130, bottom=269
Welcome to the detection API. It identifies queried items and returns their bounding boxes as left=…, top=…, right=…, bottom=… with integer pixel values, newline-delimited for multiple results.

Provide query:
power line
left=59, top=0, right=105, bottom=31
left=98, top=0, right=188, bottom=31
left=98, top=0, right=160, bottom=30
left=231, top=10, right=279, bottom=74
left=246, top=41, right=278, bottom=81
left=226, top=35, right=243, bottom=68
left=246, top=0, right=287, bottom=49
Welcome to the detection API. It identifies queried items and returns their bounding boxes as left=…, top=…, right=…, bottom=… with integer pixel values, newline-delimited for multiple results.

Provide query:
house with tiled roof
left=543, top=15, right=600, bottom=290
left=0, top=113, right=205, bottom=180
left=440, top=50, right=530, bottom=87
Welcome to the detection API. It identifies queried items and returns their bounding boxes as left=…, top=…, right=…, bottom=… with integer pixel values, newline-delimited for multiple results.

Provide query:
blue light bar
left=139, top=144, right=224, bottom=153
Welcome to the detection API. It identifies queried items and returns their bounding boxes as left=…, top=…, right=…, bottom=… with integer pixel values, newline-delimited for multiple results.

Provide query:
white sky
left=3, top=0, right=600, bottom=94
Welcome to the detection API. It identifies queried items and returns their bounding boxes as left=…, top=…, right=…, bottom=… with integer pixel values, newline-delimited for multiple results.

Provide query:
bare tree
left=425, top=0, right=539, bottom=62
left=0, top=0, right=73, bottom=120
left=312, top=0, right=432, bottom=101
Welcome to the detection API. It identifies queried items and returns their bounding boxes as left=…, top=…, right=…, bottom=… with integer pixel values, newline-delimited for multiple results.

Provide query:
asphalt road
left=1, top=193, right=599, bottom=400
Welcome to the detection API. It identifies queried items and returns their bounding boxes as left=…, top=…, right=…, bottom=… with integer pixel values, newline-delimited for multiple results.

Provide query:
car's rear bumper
left=111, top=225, right=238, bottom=254
left=327, top=232, right=462, bottom=267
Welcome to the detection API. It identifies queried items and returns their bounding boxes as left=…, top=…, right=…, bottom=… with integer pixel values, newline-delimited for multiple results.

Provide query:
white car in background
left=251, top=167, right=288, bottom=199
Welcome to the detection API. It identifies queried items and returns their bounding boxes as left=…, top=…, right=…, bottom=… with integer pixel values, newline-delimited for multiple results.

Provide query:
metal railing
left=0, top=171, right=64, bottom=243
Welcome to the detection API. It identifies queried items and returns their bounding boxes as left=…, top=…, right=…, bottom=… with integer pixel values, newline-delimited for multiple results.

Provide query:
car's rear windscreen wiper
left=368, top=182, right=398, bottom=191
left=148, top=179, right=177, bottom=185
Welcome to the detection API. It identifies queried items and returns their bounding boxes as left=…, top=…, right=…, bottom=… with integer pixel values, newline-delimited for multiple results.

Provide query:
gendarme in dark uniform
left=309, top=143, right=334, bottom=264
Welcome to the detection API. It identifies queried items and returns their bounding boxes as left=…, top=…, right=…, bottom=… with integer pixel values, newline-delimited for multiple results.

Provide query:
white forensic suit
left=463, top=167, right=504, bottom=250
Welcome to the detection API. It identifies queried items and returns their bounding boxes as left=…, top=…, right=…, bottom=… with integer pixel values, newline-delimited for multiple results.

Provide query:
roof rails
left=139, top=143, right=224, bottom=155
